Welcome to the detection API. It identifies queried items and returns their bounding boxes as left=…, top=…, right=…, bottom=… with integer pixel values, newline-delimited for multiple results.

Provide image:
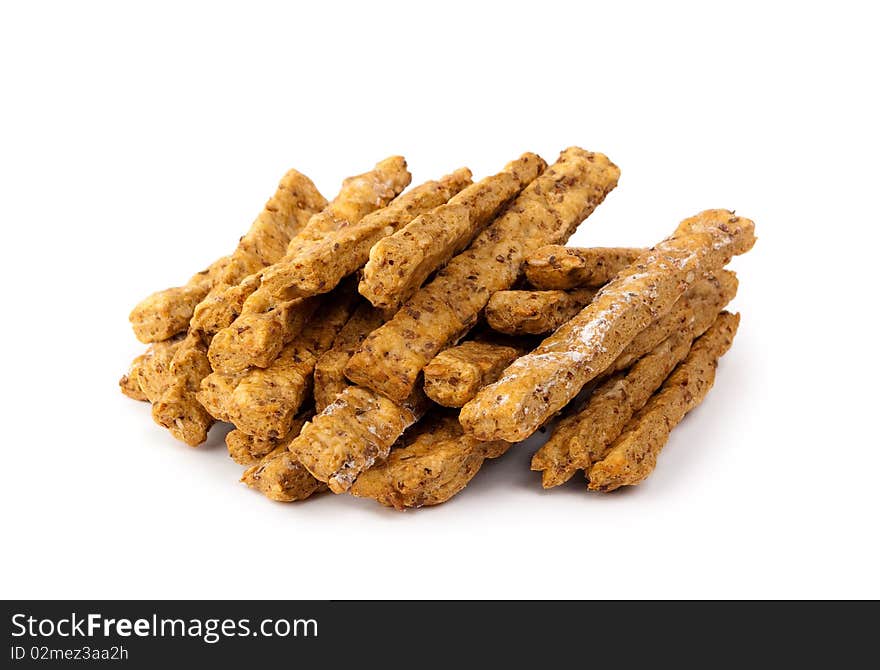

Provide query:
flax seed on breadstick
left=242, top=443, right=326, bottom=502
left=423, top=340, right=526, bottom=408
left=288, top=386, right=430, bottom=493
left=268, top=168, right=472, bottom=301
left=460, top=210, right=755, bottom=442
left=587, top=312, right=740, bottom=491
left=485, top=288, right=597, bottom=336
left=130, top=169, right=326, bottom=342
left=359, top=153, right=546, bottom=311
left=344, top=148, right=620, bottom=403
left=350, top=413, right=508, bottom=510
left=523, top=246, right=643, bottom=289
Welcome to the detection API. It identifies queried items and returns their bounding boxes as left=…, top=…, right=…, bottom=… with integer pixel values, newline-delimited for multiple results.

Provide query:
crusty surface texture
left=206, top=157, right=410, bottom=372
left=256, top=156, right=412, bottom=300
left=198, top=289, right=356, bottom=438
left=132, top=335, right=186, bottom=402
left=523, top=246, right=643, bottom=289
left=423, top=340, right=524, bottom=407
left=345, top=147, right=621, bottom=403
left=151, top=331, right=215, bottom=446
left=288, top=385, right=429, bottom=493
left=242, top=444, right=327, bottom=502
left=226, top=413, right=311, bottom=466
left=119, top=352, right=150, bottom=401
left=359, top=153, right=546, bottom=311
left=273, top=168, right=472, bottom=300
left=131, top=169, right=326, bottom=342
left=460, top=209, right=756, bottom=442
left=313, top=303, right=385, bottom=412
left=206, top=296, right=320, bottom=373
left=605, top=270, right=738, bottom=375
left=485, top=288, right=597, bottom=336
left=350, top=414, right=508, bottom=510
left=532, top=326, right=695, bottom=488
left=588, top=312, right=740, bottom=491
left=191, top=157, right=408, bottom=338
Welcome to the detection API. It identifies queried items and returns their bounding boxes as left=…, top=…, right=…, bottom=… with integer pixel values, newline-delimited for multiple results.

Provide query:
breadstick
left=151, top=331, right=215, bottom=446
left=606, top=270, right=737, bottom=375
left=523, top=246, right=643, bottom=289
left=130, top=169, right=326, bottom=342
left=242, top=444, right=326, bottom=503
left=119, top=353, right=149, bottom=401
left=460, top=209, right=755, bottom=442
left=532, top=326, right=695, bottom=488
left=313, top=304, right=385, bottom=412
left=588, top=312, right=740, bottom=491
left=226, top=412, right=311, bottom=466
left=190, top=157, right=409, bottom=337
left=198, top=289, right=356, bottom=438
left=350, top=414, right=508, bottom=510
left=206, top=296, right=320, bottom=373
left=423, top=340, right=525, bottom=407
left=345, top=147, right=621, bottom=403
left=485, top=288, right=597, bottom=336
left=266, top=168, right=472, bottom=301
left=359, top=153, right=546, bottom=311
left=132, top=335, right=186, bottom=402
left=288, top=386, right=429, bottom=493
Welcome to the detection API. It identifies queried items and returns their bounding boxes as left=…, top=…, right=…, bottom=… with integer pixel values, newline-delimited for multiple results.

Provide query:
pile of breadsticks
left=120, top=147, right=755, bottom=509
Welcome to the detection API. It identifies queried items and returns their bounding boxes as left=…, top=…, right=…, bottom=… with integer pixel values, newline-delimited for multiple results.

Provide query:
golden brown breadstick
left=226, top=412, right=311, bottom=466
left=359, top=153, right=546, bottom=311
left=288, top=386, right=429, bottom=493
left=130, top=169, right=326, bottom=342
left=242, top=444, right=327, bottom=502
left=523, top=246, right=644, bottom=289
left=206, top=296, right=320, bottom=373
left=345, top=147, right=621, bottom=403
left=267, top=168, right=472, bottom=301
left=532, top=327, right=695, bottom=488
left=588, top=312, right=740, bottom=491
left=484, top=288, right=597, bottom=336
left=350, top=414, right=509, bottom=510
left=423, top=340, right=525, bottom=407
left=206, top=158, right=411, bottom=373
left=460, top=209, right=756, bottom=442
left=190, top=157, right=409, bottom=338
left=606, top=270, right=738, bottom=375
left=119, top=354, right=149, bottom=401
left=313, top=304, right=385, bottom=412
left=198, top=289, right=356, bottom=438
left=151, top=331, right=215, bottom=446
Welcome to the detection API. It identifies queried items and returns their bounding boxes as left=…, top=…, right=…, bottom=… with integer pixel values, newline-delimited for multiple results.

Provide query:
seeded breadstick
left=606, top=270, right=738, bottom=375
left=359, top=153, right=546, bottom=311
left=242, top=444, right=327, bottom=502
left=191, top=157, right=410, bottom=338
left=226, top=412, right=311, bottom=466
left=288, top=386, right=430, bottom=493
left=151, top=331, right=215, bottom=446
left=523, top=246, right=644, bottom=289
left=485, top=288, right=597, bottom=336
left=119, top=353, right=150, bottom=401
left=313, top=304, right=385, bottom=412
left=130, top=169, right=326, bottom=342
left=532, top=326, right=695, bottom=488
left=350, top=414, right=509, bottom=510
left=588, top=312, right=740, bottom=491
left=198, top=289, right=356, bottom=438
left=423, top=340, right=525, bottom=407
left=345, top=148, right=621, bottom=402
left=205, top=158, right=410, bottom=373
left=460, top=209, right=756, bottom=442
left=131, top=335, right=186, bottom=402
left=252, top=156, right=412, bottom=303
left=267, top=168, right=472, bottom=301
left=206, top=296, right=320, bottom=373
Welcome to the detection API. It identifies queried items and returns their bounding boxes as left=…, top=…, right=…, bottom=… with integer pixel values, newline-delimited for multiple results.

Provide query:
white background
left=1, top=1, right=877, bottom=600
